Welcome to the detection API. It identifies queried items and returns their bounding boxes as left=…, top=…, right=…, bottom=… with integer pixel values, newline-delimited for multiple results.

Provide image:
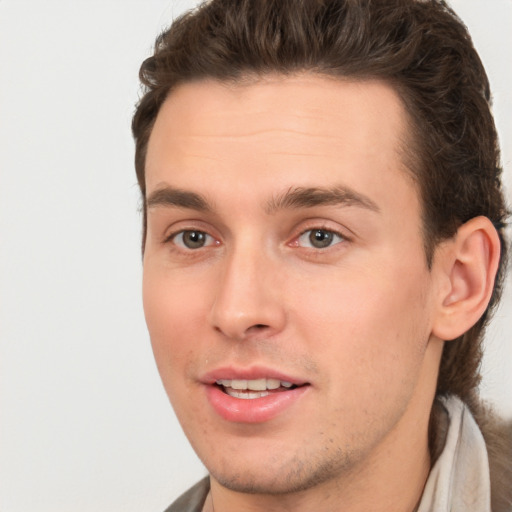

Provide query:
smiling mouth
left=215, top=378, right=300, bottom=399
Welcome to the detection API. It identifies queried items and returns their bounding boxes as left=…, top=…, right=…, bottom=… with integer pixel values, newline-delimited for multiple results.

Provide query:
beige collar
left=417, top=395, right=491, bottom=512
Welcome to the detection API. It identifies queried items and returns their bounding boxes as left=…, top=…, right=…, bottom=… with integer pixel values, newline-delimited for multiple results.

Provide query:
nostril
left=244, top=323, right=270, bottom=335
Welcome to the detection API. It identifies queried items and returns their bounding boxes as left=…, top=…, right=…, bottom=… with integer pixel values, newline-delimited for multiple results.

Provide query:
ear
left=431, top=216, right=501, bottom=341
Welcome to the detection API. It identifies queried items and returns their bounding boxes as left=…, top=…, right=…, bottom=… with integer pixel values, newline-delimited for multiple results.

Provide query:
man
left=132, top=0, right=511, bottom=510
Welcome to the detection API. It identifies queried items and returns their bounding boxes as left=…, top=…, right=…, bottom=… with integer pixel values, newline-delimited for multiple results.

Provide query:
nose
left=208, top=243, right=286, bottom=341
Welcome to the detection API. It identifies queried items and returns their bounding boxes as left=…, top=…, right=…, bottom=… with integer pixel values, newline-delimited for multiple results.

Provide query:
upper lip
left=200, top=366, right=308, bottom=386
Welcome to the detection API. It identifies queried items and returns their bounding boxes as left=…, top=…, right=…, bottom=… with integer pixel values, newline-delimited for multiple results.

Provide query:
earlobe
left=432, top=216, right=501, bottom=341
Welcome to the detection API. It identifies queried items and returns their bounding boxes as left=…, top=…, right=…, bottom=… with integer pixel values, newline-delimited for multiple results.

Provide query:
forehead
left=145, top=74, right=417, bottom=209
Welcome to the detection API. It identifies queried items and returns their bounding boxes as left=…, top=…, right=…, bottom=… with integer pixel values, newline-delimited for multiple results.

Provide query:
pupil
left=310, top=229, right=333, bottom=248
left=184, top=231, right=205, bottom=249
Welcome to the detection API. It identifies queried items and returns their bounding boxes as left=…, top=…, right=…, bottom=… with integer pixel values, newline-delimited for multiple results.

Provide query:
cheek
left=292, top=271, right=433, bottom=439
left=142, top=268, right=219, bottom=442
left=293, top=263, right=432, bottom=384
left=142, top=267, right=207, bottom=379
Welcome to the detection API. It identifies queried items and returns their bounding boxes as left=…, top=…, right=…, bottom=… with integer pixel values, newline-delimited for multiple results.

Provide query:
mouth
left=215, top=378, right=298, bottom=399
left=204, top=371, right=310, bottom=423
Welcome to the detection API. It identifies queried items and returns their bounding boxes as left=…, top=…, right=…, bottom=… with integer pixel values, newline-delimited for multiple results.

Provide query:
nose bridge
left=209, top=234, right=285, bottom=340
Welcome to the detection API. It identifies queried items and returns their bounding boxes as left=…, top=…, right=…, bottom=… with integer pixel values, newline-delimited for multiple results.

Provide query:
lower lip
left=205, top=385, right=309, bottom=423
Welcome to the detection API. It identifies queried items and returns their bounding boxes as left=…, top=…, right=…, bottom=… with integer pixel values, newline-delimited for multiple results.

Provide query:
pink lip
left=200, top=366, right=306, bottom=385
left=201, top=366, right=310, bottom=424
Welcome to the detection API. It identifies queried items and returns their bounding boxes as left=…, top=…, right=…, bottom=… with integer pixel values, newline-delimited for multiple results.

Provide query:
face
left=143, top=75, right=443, bottom=496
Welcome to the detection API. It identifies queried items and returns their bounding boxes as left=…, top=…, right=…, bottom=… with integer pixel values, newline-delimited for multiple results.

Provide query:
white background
left=0, top=1, right=510, bottom=511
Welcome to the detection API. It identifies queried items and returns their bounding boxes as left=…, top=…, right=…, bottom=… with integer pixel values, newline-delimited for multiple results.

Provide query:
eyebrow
left=265, top=186, right=380, bottom=214
left=146, top=184, right=380, bottom=215
left=146, top=186, right=214, bottom=212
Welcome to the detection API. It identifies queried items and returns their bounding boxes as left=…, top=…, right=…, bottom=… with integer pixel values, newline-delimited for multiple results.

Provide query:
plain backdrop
left=0, top=1, right=511, bottom=511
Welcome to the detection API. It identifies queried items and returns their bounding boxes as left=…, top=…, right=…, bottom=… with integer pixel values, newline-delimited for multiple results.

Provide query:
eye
left=172, top=230, right=215, bottom=250
left=297, top=228, right=345, bottom=249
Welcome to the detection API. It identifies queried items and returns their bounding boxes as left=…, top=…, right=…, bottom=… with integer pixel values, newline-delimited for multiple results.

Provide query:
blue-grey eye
left=174, top=230, right=213, bottom=249
left=298, top=229, right=344, bottom=249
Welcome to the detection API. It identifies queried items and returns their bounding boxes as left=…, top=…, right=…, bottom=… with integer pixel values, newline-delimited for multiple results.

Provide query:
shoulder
left=163, top=477, right=210, bottom=512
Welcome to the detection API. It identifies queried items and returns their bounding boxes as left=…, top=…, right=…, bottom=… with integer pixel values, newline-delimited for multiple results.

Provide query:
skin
left=142, top=75, right=448, bottom=512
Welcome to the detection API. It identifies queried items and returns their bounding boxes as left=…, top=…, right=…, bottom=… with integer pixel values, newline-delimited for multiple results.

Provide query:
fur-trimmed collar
left=473, top=401, right=512, bottom=512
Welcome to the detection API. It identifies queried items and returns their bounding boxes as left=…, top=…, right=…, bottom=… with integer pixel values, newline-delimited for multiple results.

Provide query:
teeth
left=266, top=378, right=281, bottom=390
left=231, top=379, right=248, bottom=390
left=247, top=378, right=266, bottom=391
left=215, top=378, right=295, bottom=391
left=225, top=389, right=269, bottom=399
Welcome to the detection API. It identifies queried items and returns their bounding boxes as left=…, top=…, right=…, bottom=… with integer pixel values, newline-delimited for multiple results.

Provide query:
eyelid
left=161, top=218, right=218, bottom=242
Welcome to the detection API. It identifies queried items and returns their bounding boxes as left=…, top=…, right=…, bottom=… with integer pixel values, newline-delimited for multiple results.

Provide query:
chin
left=208, top=448, right=354, bottom=496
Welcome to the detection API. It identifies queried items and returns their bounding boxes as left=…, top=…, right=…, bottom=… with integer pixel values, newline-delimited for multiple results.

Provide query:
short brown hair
left=132, top=0, right=508, bottom=403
